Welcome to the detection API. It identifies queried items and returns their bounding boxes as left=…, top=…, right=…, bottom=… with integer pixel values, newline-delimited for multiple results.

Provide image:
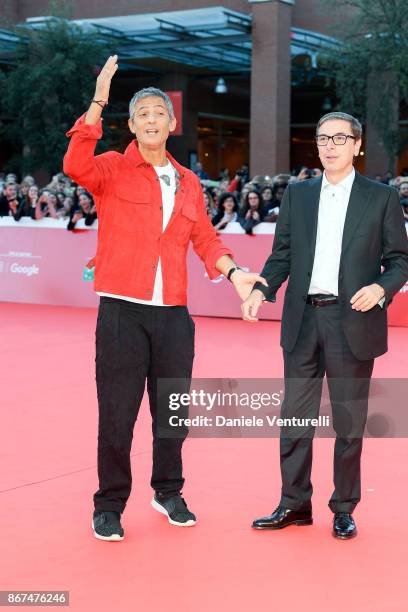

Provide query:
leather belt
left=306, top=294, right=339, bottom=307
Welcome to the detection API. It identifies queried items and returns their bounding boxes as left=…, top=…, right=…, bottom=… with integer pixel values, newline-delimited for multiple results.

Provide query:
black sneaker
left=92, top=510, right=124, bottom=541
left=151, top=494, right=196, bottom=527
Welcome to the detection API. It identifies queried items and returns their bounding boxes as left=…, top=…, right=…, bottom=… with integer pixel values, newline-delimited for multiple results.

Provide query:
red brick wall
left=249, top=0, right=293, bottom=174
left=292, top=0, right=338, bottom=33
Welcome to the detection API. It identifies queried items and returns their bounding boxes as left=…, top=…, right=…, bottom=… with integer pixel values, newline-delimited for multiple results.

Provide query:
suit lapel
left=303, top=172, right=374, bottom=264
left=302, top=176, right=323, bottom=263
left=340, top=172, right=373, bottom=256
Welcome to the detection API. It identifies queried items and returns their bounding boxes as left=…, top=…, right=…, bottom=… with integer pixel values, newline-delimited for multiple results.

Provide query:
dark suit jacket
left=254, top=172, right=408, bottom=360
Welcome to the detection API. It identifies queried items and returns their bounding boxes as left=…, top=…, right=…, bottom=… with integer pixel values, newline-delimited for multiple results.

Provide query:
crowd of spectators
left=1, top=162, right=407, bottom=234
left=194, top=163, right=408, bottom=233
left=200, top=164, right=320, bottom=234
left=0, top=172, right=96, bottom=231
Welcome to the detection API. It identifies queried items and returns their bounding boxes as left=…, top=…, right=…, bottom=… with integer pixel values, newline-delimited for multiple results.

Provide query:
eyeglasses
left=315, top=134, right=356, bottom=146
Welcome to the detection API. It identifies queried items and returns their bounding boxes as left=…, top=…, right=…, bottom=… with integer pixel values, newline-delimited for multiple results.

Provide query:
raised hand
left=72, top=212, right=83, bottom=223
left=9, top=199, right=18, bottom=214
left=94, top=55, right=119, bottom=104
left=85, top=55, right=118, bottom=125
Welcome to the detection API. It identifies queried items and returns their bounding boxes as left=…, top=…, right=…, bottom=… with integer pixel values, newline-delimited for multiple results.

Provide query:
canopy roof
left=0, top=6, right=340, bottom=75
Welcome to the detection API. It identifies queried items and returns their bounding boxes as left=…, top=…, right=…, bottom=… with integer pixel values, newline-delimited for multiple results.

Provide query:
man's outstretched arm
left=242, top=184, right=292, bottom=321
left=215, top=254, right=268, bottom=301
left=190, top=182, right=267, bottom=300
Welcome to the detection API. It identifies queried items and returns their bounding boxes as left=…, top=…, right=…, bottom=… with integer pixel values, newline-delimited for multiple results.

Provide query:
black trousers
left=280, top=302, right=374, bottom=514
left=93, top=296, right=195, bottom=514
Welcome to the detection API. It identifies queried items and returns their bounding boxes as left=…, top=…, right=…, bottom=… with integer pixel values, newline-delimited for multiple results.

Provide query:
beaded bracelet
left=91, top=99, right=107, bottom=109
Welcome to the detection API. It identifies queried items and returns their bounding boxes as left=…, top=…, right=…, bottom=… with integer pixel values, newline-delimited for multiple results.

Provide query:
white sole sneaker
left=151, top=497, right=196, bottom=527
left=92, top=519, right=124, bottom=541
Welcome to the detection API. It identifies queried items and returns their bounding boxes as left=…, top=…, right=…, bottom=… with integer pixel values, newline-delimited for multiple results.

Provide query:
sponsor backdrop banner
left=0, top=223, right=98, bottom=308
left=0, top=222, right=407, bottom=325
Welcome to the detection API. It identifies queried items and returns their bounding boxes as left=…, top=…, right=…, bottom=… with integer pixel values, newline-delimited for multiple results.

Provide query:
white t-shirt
left=97, top=160, right=176, bottom=306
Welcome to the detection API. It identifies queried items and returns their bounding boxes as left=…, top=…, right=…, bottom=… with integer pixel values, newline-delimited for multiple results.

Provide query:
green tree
left=0, top=6, right=114, bottom=176
left=323, top=0, right=408, bottom=171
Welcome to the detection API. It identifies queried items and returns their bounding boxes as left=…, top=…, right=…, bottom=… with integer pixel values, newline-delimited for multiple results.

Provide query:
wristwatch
left=227, top=266, right=242, bottom=282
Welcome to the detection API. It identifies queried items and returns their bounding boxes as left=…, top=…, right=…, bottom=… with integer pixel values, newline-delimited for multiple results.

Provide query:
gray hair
left=129, top=87, right=175, bottom=120
left=316, top=112, right=362, bottom=139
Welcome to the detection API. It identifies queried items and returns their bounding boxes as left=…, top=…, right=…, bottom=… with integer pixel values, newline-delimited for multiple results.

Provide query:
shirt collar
left=123, top=141, right=182, bottom=194
left=322, top=167, right=355, bottom=193
left=124, top=139, right=185, bottom=178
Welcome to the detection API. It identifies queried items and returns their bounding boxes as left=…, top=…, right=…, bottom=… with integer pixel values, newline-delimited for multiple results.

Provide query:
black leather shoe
left=252, top=506, right=313, bottom=530
left=332, top=512, right=357, bottom=539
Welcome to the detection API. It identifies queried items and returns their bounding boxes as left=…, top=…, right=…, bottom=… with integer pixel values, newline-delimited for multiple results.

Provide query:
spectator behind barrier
left=263, top=183, right=288, bottom=222
left=40, top=191, right=59, bottom=218
left=212, top=192, right=239, bottom=231
left=0, top=182, right=21, bottom=217
left=203, top=188, right=218, bottom=219
left=194, top=161, right=209, bottom=180
left=239, top=189, right=265, bottom=234
left=399, top=181, right=408, bottom=222
left=260, top=185, right=274, bottom=212
left=15, top=184, right=42, bottom=221
left=67, top=191, right=97, bottom=231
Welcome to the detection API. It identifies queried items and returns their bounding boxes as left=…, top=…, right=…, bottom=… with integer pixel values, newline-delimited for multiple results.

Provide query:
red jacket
left=63, top=114, right=233, bottom=305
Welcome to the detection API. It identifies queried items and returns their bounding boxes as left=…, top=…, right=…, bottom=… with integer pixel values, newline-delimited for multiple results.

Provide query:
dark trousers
left=93, top=296, right=195, bottom=514
left=280, top=303, right=374, bottom=514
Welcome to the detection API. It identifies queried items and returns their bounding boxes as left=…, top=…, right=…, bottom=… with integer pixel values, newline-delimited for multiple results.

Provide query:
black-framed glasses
left=315, top=134, right=356, bottom=146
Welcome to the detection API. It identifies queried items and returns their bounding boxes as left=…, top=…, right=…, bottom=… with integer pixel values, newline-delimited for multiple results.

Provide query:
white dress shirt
left=308, top=168, right=355, bottom=296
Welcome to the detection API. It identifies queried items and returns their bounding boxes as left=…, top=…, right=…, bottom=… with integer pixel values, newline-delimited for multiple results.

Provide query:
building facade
left=1, top=0, right=404, bottom=178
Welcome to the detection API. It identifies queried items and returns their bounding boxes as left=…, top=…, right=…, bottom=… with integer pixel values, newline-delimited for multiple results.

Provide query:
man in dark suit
left=242, top=112, right=408, bottom=539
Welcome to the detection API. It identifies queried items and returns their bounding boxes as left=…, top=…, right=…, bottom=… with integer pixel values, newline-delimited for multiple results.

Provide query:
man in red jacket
left=64, top=55, right=265, bottom=541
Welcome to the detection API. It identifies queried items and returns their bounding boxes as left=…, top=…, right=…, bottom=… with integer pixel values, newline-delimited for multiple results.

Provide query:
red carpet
left=0, top=303, right=407, bottom=611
